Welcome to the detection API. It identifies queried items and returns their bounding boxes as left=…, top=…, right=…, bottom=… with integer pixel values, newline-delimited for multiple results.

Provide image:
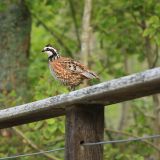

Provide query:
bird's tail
left=82, top=71, right=99, bottom=80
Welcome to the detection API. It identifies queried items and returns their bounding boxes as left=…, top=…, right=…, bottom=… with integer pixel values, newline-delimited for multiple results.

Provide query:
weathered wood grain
left=65, top=105, right=104, bottom=160
left=0, top=67, right=160, bottom=128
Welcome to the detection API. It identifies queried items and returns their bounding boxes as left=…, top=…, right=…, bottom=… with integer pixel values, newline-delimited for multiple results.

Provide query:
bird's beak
left=42, top=49, right=45, bottom=52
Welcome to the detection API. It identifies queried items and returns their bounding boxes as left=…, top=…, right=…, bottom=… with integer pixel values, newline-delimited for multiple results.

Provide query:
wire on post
left=0, top=134, right=160, bottom=159
left=83, top=134, right=160, bottom=146
left=0, top=147, right=65, bottom=160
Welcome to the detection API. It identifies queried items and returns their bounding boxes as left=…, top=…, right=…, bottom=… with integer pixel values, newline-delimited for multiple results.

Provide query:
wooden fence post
left=65, top=104, right=104, bottom=160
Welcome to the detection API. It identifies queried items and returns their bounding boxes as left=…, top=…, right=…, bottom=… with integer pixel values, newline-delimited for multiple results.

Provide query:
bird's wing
left=59, top=57, right=99, bottom=79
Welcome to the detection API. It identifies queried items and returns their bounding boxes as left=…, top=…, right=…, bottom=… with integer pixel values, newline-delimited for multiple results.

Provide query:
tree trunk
left=0, top=0, right=31, bottom=107
left=118, top=52, right=131, bottom=130
left=80, top=0, right=93, bottom=87
left=81, top=0, right=92, bottom=66
left=144, top=36, right=160, bottom=159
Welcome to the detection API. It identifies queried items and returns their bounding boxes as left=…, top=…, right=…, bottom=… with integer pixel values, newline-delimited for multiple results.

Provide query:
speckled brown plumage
left=42, top=45, right=99, bottom=90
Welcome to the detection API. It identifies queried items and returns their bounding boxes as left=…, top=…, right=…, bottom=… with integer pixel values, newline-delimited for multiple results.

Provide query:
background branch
left=105, top=128, right=160, bottom=152
left=32, top=13, right=73, bottom=58
left=68, top=0, right=81, bottom=48
left=12, top=127, right=61, bottom=160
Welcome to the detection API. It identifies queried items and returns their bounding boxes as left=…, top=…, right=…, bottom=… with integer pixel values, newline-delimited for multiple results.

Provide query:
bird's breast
left=48, top=60, right=84, bottom=86
left=49, top=63, right=58, bottom=80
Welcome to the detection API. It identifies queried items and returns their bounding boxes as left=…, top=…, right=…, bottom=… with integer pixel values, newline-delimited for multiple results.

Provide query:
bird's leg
left=71, top=86, right=75, bottom=91
left=68, top=86, right=75, bottom=91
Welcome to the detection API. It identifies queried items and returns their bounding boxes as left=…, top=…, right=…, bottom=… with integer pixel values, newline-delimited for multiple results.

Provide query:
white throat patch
left=46, top=50, right=53, bottom=57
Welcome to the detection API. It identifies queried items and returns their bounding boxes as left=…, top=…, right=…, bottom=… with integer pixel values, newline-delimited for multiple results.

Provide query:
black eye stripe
left=46, top=48, right=58, bottom=55
left=46, top=48, right=52, bottom=51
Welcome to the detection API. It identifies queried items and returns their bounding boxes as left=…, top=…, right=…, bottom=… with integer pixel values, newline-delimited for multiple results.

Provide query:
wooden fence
left=0, top=67, right=160, bottom=160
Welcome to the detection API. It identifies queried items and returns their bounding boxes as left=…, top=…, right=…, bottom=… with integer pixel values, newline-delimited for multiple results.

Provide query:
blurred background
left=0, top=0, right=160, bottom=159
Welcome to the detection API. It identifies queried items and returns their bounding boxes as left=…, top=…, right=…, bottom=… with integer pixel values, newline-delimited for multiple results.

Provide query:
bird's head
left=42, top=44, right=60, bottom=59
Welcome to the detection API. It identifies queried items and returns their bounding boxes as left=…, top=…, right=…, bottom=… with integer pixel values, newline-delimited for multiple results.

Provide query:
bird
left=42, top=44, right=99, bottom=91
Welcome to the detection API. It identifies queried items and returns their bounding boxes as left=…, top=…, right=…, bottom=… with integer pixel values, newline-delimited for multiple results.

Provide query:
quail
left=42, top=44, right=99, bottom=90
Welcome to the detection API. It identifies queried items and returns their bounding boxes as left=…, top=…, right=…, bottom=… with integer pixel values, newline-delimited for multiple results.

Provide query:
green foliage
left=0, top=1, right=7, bottom=12
left=104, top=145, right=145, bottom=160
left=143, top=15, right=160, bottom=46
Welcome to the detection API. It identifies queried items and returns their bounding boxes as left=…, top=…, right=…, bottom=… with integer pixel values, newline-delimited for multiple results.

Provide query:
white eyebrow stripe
left=44, top=46, right=57, bottom=53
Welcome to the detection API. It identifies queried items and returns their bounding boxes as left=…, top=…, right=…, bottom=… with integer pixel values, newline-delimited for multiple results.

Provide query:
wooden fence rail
left=0, top=67, right=160, bottom=160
